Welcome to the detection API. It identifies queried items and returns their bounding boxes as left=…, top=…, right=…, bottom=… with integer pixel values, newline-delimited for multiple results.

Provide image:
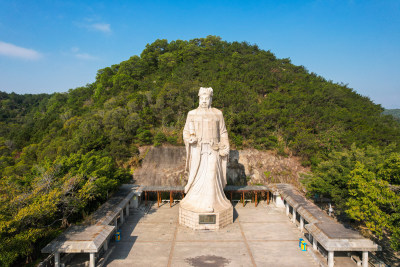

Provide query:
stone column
left=300, top=216, right=304, bottom=232
left=362, top=251, right=368, bottom=267
left=285, top=203, right=289, bottom=216
left=120, top=210, right=124, bottom=224
left=114, top=218, right=118, bottom=229
left=104, top=239, right=108, bottom=251
left=136, top=194, right=141, bottom=208
left=89, top=253, right=95, bottom=267
left=313, top=238, right=317, bottom=250
left=292, top=208, right=296, bottom=223
left=54, top=252, right=60, bottom=267
left=126, top=205, right=129, bottom=216
left=328, top=251, right=334, bottom=267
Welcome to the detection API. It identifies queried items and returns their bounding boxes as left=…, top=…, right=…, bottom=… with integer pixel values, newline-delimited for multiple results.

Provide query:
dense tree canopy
left=1, top=36, right=400, bottom=265
left=302, top=145, right=400, bottom=249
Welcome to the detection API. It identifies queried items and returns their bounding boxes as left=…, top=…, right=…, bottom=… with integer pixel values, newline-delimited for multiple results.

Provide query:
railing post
left=104, top=239, right=108, bottom=251
left=328, top=251, right=334, bottom=267
left=292, top=208, right=296, bottom=223
left=313, top=237, right=317, bottom=250
left=54, top=252, right=60, bottom=267
left=89, top=252, right=95, bottom=267
left=300, top=216, right=304, bottom=232
left=362, top=251, right=368, bottom=267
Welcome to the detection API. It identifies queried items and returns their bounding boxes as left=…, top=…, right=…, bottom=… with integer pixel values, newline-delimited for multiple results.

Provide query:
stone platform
left=179, top=206, right=233, bottom=230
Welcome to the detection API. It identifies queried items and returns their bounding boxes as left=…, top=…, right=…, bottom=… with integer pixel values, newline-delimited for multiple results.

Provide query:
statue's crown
left=198, top=87, right=213, bottom=97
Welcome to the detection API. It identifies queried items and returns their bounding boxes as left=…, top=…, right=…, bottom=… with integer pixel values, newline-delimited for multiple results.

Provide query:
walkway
left=105, top=202, right=318, bottom=267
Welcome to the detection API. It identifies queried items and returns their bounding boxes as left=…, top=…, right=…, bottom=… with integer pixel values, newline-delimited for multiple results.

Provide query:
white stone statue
left=180, top=87, right=232, bottom=213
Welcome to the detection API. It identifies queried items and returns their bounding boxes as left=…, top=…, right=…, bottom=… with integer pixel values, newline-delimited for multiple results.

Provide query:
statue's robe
left=181, top=107, right=232, bottom=213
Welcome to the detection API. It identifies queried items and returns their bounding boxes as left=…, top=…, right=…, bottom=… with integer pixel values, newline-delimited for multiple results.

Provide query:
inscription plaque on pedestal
left=199, top=214, right=216, bottom=224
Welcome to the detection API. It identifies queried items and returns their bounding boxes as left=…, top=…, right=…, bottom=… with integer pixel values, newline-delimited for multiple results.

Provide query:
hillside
left=133, top=146, right=309, bottom=187
left=383, top=109, right=400, bottom=120
left=0, top=36, right=400, bottom=265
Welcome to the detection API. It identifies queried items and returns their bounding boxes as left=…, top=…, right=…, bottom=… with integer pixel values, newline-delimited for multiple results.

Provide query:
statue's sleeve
left=220, top=113, right=229, bottom=147
left=219, top=112, right=229, bottom=187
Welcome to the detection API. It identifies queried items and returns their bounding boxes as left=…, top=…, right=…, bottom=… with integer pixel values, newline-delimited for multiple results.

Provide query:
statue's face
left=199, top=94, right=211, bottom=108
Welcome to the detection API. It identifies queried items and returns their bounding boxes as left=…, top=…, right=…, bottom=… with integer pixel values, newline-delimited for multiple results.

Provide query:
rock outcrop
left=133, top=146, right=309, bottom=187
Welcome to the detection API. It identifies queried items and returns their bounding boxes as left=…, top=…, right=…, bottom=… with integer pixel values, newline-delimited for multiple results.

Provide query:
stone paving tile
left=106, top=241, right=171, bottom=267
left=240, top=221, right=303, bottom=241
left=120, top=220, right=176, bottom=242
left=235, top=204, right=289, bottom=223
left=176, top=222, right=242, bottom=241
left=130, top=204, right=179, bottom=223
left=248, top=240, right=318, bottom=267
left=171, top=241, right=253, bottom=267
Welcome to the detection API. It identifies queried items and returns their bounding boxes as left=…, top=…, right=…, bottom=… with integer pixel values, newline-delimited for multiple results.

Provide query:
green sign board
left=199, top=214, right=216, bottom=224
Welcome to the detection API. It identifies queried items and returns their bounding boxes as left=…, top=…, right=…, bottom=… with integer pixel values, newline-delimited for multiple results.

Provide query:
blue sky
left=0, top=0, right=399, bottom=108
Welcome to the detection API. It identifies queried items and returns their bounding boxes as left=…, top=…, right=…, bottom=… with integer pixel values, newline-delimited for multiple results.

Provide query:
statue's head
left=198, top=87, right=213, bottom=108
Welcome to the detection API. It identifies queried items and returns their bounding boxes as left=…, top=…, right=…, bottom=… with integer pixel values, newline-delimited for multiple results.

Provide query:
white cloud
left=75, top=53, right=97, bottom=60
left=70, top=47, right=98, bottom=60
left=90, top=23, right=111, bottom=33
left=0, top=41, right=42, bottom=60
left=74, top=19, right=112, bottom=34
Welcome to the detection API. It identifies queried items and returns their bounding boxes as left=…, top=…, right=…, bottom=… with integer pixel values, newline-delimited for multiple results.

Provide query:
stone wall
left=133, top=146, right=309, bottom=187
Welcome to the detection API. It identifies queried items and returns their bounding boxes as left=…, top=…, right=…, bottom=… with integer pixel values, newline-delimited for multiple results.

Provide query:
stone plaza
left=105, top=201, right=321, bottom=267
left=41, top=184, right=381, bottom=267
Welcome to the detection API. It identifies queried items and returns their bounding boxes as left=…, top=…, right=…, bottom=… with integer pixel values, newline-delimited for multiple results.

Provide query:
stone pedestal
left=179, top=206, right=233, bottom=230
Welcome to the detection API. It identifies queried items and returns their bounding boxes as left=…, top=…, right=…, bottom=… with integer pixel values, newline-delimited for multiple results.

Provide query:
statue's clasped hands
left=210, top=142, right=228, bottom=156
left=218, top=143, right=229, bottom=157
left=188, top=136, right=197, bottom=144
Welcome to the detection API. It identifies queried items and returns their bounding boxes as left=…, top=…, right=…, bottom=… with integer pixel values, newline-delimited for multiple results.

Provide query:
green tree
left=346, top=162, right=400, bottom=249
left=346, top=162, right=396, bottom=236
left=378, top=153, right=400, bottom=185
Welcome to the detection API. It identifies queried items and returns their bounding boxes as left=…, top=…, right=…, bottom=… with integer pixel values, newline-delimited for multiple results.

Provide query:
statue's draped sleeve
left=183, top=112, right=201, bottom=193
left=218, top=111, right=229, bottom=187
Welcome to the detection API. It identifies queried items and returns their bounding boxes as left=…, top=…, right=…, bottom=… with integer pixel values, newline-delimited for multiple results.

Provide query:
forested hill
left=1, top=36, right=400, bottom=265
left=2, top=36, right=400, bottom=163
